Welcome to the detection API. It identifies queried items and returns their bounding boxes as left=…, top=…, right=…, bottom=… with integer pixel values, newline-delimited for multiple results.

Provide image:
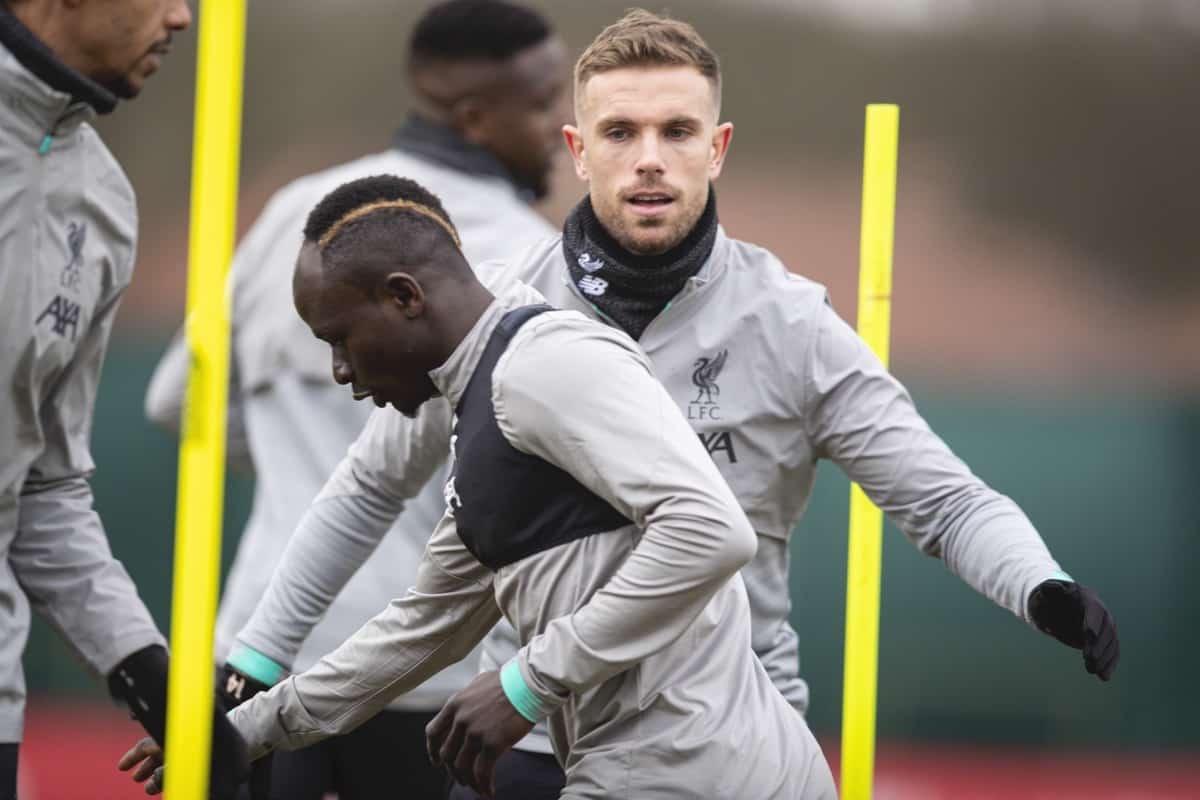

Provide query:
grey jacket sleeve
left=144, top=326, right=252, bottom=473
left=804, top=299, right=1061, bottom=622
left=228, top=511, right=502, bottom=759
left=14, top=293, right=165, bottom=676
left=232, top=398, right=453, bottom=667
left=493, top=318, right=758, bottom=716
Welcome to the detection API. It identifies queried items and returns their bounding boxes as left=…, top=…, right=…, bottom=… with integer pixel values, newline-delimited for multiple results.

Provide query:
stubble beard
left=604, top=195, right=705, bottom=257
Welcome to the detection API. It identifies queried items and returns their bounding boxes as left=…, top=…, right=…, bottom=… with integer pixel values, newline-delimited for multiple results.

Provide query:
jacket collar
left=392, top=113, right=540, bottom=202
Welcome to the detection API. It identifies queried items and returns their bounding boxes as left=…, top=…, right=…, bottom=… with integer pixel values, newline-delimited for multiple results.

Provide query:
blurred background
left=19, top=0, right=1199, bottom=797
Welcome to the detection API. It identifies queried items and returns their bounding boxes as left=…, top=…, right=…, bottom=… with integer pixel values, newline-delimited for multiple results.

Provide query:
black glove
left=108, top=645, right=251, bottom=799
left=1027, top=579, right=1120, bottom=681
left=216, top=663, right=274, bottom=800
left=217, top=662, right=272, bottom=710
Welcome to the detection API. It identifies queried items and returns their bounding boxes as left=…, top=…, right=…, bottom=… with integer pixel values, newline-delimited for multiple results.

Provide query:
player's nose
left=635, top=135, right=666, bottom=176
left=167, top=0, right=193, bottom=31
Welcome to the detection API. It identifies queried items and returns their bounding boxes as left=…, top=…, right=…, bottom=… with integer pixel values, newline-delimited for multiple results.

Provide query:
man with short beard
left=0, top=1, right=248, bottom=798
left=188, top=9, right=1117, bottom=800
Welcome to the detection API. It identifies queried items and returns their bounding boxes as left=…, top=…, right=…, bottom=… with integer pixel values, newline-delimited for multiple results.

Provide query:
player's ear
left=452, top=95, right=491, bottom=147
left=708, top=122, right=733, bottom=180
left=563, top=125, right=588, bottom=181
left=384, top=272, right=426, bottom=319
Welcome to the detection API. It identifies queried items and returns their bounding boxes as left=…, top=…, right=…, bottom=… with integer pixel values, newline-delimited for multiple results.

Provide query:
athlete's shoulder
left=507, top=301, right=642, bottom=381
left=77, top=123, right=135, bottom=203
left=75, top=123, right=137, bottom=285
left=474, top=233, right=563, bottom=291
left=717, top=233, right=833, bottom=336
left=720, top=233, right=830, bottom=302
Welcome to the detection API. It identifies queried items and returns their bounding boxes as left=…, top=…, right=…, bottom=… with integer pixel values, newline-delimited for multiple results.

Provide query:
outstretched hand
left=1028, top=578, right=1120, bottom=681
left=117, top=724, right=251, bottom=799
left=118, top=736, right=165, bottom=795
left=426, top=670, right=535, bottom=798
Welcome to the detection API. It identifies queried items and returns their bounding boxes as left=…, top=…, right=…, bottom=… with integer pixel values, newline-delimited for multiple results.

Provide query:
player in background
left=0, top=1, right=248, bottom=798
left=188, top=9, right=1118, bottom=800
left=124, top=174, right=840, bottom=800
left=452, top=11, right=1121, bottom=794
left=143, top=1, right=567, bottom=797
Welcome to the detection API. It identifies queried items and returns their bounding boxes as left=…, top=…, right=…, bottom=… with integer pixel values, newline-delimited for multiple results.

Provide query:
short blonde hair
left=575, top=9, right=721, bottom=112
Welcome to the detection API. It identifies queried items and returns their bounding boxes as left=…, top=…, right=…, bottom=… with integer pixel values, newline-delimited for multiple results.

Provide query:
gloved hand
left=108, top=645, right=250, bottom=798
left=217, top=662, right=272, bottom=710
left=1027, top=578, right=1120, bottom=681
left=216, top=648, right=287, bottom=800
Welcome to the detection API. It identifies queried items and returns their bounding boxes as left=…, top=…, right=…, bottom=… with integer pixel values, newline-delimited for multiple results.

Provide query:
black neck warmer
left=562, top=186, right=718, bottom=340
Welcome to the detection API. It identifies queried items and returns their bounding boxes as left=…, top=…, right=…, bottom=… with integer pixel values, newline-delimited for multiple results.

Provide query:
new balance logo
left=577, top=252, right=605, bottom=273
left=578, top=275, right=609, bottom=297
left=36, top=295, right=81, bottom=341
left=698, top=431, right=738, bottom=463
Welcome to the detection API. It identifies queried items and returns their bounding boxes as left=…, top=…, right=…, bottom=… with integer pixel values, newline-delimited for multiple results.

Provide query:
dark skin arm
left=426, top=670, right=535, bottom=798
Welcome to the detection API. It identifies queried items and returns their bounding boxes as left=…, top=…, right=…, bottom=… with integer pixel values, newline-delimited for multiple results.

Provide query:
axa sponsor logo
left=698, top=430, right=738, bottom=463
left=36, top=295, right=81, bottom=341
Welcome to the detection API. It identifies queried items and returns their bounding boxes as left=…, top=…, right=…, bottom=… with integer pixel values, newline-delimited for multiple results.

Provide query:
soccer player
left=123, top=174, right=840, bottom=799
left=0, top=1, right=248, bottom=798
left=142, top=1, right=566, bottom=796
left=190, top=9, right=1117, bottom=800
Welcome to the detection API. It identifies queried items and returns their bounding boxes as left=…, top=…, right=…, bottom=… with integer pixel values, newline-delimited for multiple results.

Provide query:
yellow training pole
left=165, top=2, right=246, bottom=797
left=840, top=104, right=900, bottom=800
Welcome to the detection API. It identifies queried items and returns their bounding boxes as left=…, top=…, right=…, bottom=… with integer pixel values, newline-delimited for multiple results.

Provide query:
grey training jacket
left=229, top=283, right=837, bottom=799
left=0, top=39, right=164, bottom=740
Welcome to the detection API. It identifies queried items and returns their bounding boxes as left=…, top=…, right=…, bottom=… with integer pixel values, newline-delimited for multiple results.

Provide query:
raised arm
left=804, top=298, right=1117, bottom=678
left=804, top=298, right=1060, bottom=618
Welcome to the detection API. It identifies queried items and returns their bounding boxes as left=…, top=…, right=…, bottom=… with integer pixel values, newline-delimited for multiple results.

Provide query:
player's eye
left=606, top=128, right=631, bottom=142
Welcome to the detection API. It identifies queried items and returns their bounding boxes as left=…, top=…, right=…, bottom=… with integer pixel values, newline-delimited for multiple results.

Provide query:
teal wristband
left=227, top=644, right=286, bottom=686
left=500, top=660, right=543, bottom=723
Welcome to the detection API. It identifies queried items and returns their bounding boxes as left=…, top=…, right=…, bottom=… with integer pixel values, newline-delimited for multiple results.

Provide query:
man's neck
left=430, top=282, right=496, bottom=369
